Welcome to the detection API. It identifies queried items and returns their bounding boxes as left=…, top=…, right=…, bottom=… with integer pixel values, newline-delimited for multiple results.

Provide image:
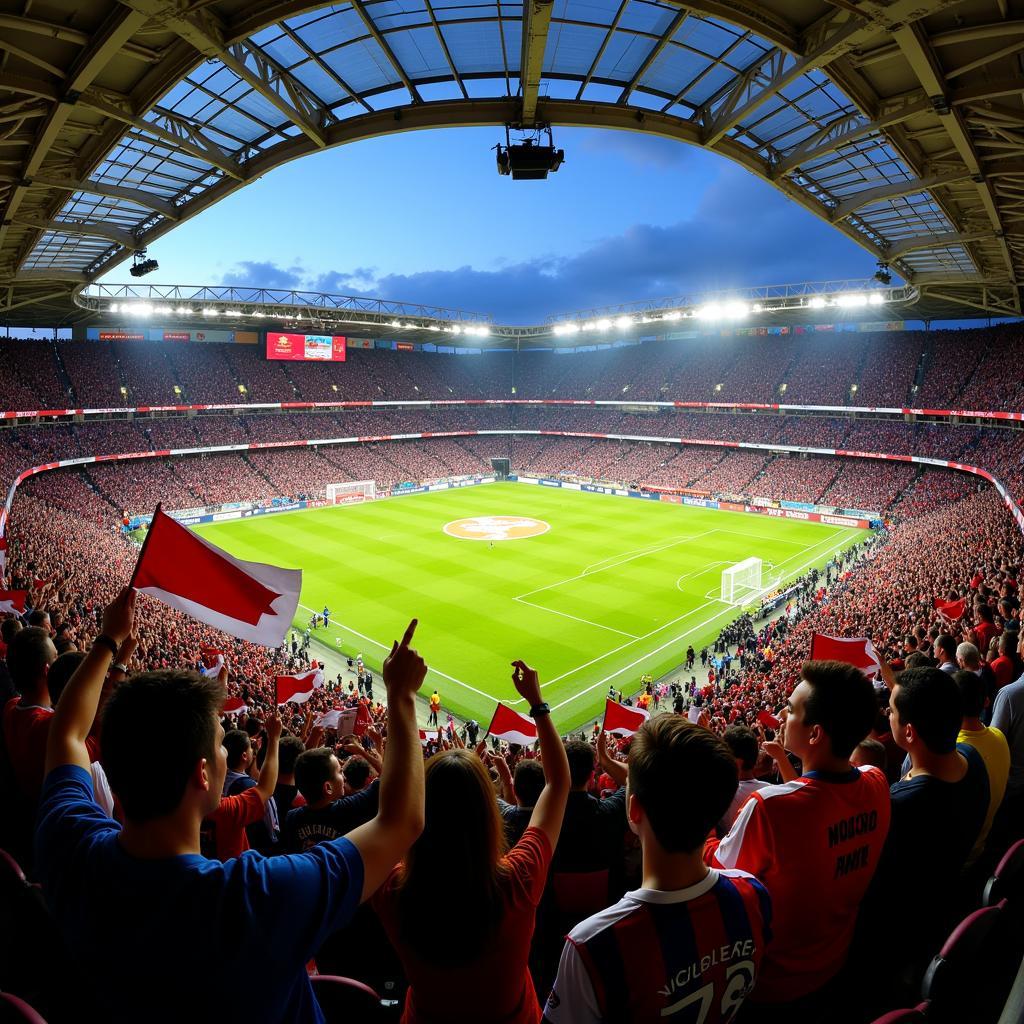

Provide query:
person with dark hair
left=283, top=745, right=380, bottom=852
left=545, top=718, right=770, bottom=1024
left=373, top=660, right=570, bottom=1024
left=273, top=734, right=306, bottom=814
left=933, top=633, right=958, bottom=673
left=550, top=739, right=627, bottom=876
left=343, top=754, right=374, bottom=794
left=223, top=726, right=279, bottom=853
left=951, top=669, right=1008, bottom=865
left=497, top=756, right=545, bottom=848
left=851, top=738, right=888, bottom=772
left=26, top=608, right=52, bottom=634
left=717, top=724, right=770, bottom=833
left=989, top=631, right=1021, bottom=691
left=35, top=594, right=427, bottom=1023
left=705, top=660, right=890, bottom=1019
left=861, top=667, right=989, bottom=976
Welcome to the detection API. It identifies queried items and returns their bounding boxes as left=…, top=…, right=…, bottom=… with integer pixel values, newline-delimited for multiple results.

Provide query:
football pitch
left=193, top=483, right=864, bottom=730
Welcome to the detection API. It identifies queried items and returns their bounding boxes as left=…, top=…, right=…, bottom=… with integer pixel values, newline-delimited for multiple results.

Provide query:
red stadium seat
left=921, top=903, right=1006, bottom=1023
left=310, top=974, right=387, bottom=1022
left=984, top=839, right=1024, bottom=909
left=0, top=993, right=48, bottom=1024
left=868, top=1005, right=929, bottom=1024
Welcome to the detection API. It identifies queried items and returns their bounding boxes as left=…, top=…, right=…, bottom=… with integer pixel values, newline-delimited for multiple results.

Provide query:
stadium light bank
left=550, top=290, right=887, bottom=335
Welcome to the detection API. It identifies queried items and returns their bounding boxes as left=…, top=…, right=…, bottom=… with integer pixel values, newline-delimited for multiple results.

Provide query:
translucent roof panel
left=21, top=1, right=982, bottom=290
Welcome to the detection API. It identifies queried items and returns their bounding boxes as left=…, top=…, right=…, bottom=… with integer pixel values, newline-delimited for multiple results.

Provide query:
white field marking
left=516, top=529, right=717, bottom=602
left=581, top=531, right=715, bottom=576
left=513, top=596, right=641, bottom=639
left=675, top=562, right=728, bottom=593
left=296, top=602, right=498, bottom=703
left=544, top=529, right=859, bottom=712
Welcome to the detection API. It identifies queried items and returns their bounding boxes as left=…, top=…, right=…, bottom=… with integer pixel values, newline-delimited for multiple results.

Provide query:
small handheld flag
left=809, top=634, right=882, bottom=677
left=603, top=699, right=650, bottom=737
left=486, top=703, right=538, bottom=746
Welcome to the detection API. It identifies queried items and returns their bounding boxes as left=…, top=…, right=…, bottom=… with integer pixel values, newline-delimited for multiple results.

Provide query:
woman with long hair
left=373, top=660, right=570, bottom=1024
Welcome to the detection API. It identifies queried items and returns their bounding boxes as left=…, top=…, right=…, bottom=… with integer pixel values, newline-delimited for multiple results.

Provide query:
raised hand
left=265, top=711, right=283, bottom=744
left=511, top=660, right=542, bottom=707
left=101, top=587, right=136, bottom=646
left=383, top=619, right=427, bottom=699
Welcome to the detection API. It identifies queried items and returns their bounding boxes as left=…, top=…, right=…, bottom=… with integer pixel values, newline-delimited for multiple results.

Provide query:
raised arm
left=513, top=660, right=570, bottom=847
left=347, top=619, right=426, bottom=902
left=46, top=588, right=135, bottom=776
left=255, top=712, right=282, bottom=803
left=596, top=728, right=627, bottom=789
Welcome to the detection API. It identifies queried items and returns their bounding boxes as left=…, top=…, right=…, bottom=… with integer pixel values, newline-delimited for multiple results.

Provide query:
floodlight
left=722, top=301, right=749, bottom=319
left=868, top=293, right=885, bottom=306
left=615, top=316, right=632, bottom=329
left=495, top=125, right=564, bottom=180
left=837, top=293, right=867, bottom=307
left=595, top=318, right=612, bottom=330
left=666, top=310, right=682, bottom=320
left=108, top=303, right=119, bottom=313
left=129, top=248, right=159, bottom=277
left=201, top=307, right=219, bottom=316
left=697, top=304, right=720, bottom=319
left=808, top=297, right=827, bottom=309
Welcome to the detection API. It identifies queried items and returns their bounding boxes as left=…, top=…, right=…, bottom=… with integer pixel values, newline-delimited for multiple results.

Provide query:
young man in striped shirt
left=544, top=717, right=771, bottom=1024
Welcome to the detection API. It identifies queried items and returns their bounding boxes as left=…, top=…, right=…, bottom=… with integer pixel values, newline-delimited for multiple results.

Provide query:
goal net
left=721, top=557, right=763, bottom=605
left=325, top=480, right=376, bottom=505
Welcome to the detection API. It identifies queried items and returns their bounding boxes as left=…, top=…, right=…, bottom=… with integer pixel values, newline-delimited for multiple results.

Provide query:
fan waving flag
left=419, top=729, right=439, bottom=747
left=276, top=668, right=324, bottom=705
left=487, top=703, right=538, bottom=746
left=199, top=648, right=225, bottom=678
left=315, top=708, right=356, bottom=732
left=222, top=696, right=247, bottom=715
left=810, top=634, right=882, bottom=677
left=0, top=589, right=28, bottom=616
left=934, top=597, right=967, bottom=622
left=353, top=701, right=373, bottom=736
left=603, top=699, right=650, bottom=737
left=131, top=505, right=301, bottom=647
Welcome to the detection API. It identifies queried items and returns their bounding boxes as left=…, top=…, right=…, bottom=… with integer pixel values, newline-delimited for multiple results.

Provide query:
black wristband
left=530, top=702, right=550, bottom=718
left=94, top=634, right=118, bottom=656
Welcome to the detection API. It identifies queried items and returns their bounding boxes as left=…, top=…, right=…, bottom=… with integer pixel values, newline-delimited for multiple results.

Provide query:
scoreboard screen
left=265, top=333, right=346, bottom=362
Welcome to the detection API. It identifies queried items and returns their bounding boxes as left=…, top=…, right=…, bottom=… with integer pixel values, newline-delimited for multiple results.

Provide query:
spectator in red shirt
left=973, top=602, right=1001, bottom=654
left=989, top=632, right=1020, bottom=691
left=204, top=713, right=282, bottom=860
left=374, top=660, right=570, bottom=1024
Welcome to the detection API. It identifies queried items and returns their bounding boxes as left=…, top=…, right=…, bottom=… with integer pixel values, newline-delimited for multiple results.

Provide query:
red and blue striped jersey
left=543, top=868, right=771, bottom=1023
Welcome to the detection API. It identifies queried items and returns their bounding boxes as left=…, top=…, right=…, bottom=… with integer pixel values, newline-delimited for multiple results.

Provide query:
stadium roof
left=1, top=0, right=1022, bottom=328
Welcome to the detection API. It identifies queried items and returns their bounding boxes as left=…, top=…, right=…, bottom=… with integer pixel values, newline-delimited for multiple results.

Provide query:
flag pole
left=483, top=702, right=501, bottom=742
left=128, top=502, right=162, bottom=590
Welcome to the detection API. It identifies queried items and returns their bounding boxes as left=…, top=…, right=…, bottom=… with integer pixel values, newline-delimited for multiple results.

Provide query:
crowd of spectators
left=3, top=326, right=1024, bottom=1023
left=0, top=322, right=1019, bottom=412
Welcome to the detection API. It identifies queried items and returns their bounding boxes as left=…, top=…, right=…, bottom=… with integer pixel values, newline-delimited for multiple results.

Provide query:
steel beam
left=886, top=231, right=992, bottom=261
left=520, top=0, right=555, bottom=126
left=0, top=172, right=179, bottom=220
left=831, top=171, right=972, bottom=221
left=15, top=218, right=138, bottom=250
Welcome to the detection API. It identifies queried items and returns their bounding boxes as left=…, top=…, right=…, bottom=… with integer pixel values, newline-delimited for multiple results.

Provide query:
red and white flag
left=419, top=729, right=439, bottom=747
left=131, top=506, right=301, bottom=647
left=353, top=701, right=373, bottom=737
left=757, top=709, right=781, bottom=730
left=0, top=536, right=8, bottom=574
left=32, top=574, right=56, bottom=591
left=221, top=696, right=248, bottom=715
left=486, top=703, right=538, bottom=746
left=199, top=647, right=225, bottom=678
left=0, top=589, right=28, bottom=616
left=934, top=597, right=967, bottom=622
left=276, top=668, right=324, bottom=705
left=315, top=708, right=357, bottom=732
left=603, top=699, right=650, bottom=737
left=810, top=633, right=882, bottom=677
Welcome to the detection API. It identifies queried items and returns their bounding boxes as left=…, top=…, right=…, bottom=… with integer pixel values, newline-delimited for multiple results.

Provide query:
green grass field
left=193, top=483, right=863, bottom=730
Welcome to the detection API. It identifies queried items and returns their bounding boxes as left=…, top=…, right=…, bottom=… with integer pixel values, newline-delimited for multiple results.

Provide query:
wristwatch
left=111, top=662, right=129, bottom=675
left=530, top=702, right=551, bottom=718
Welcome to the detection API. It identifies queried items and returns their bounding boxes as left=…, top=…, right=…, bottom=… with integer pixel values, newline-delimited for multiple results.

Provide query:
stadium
left=1, top=1, right=1024, bottom=1023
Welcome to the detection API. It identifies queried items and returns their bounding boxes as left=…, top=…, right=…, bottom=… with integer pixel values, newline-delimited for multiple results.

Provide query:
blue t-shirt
left=35, top=765, right=364, bottom=1023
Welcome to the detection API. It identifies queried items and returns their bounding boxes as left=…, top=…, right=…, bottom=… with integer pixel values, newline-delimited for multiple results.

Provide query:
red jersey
left=374, top=827, right=551, bottom=1024
left=203, top=787, right=265, bottom=861
left=3, top=697, right=99, bottom=801
left=705, top=765, right=890, bottom=1002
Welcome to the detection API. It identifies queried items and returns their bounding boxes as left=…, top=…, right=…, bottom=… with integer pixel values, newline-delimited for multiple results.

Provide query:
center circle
left=443, top=516, right=551, bottom=541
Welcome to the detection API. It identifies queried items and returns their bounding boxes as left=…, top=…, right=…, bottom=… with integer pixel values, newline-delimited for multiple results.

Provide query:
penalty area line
left=296, top=602, right=502, bottom=705
left=513, top=596, right=641, bottom=639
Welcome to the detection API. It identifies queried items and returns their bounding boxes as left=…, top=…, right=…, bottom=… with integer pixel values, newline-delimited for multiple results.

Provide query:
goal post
left=325, top=480, right=376, bottom=505
left=721, top=557, right=763, bottom=605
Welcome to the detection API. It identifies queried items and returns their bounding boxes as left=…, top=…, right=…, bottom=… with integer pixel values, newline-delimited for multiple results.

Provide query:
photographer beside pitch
left=35, top=586, right=426, bottom=1023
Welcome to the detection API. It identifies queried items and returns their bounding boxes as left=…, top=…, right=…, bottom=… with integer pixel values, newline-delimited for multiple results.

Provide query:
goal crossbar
left=721, top=557, right=763, bottom=605
left=326, top=480, right=376, bottom=505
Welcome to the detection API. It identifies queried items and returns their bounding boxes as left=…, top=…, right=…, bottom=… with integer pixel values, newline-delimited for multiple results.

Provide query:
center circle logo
left=444, top=516, right=550, bottom=541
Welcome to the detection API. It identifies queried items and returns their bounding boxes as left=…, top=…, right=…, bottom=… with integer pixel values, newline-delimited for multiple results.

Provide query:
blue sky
left=100, top=126, right=877, bottom=323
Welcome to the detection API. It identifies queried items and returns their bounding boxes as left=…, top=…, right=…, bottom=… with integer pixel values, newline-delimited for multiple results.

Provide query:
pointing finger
left=399, top=619, right=418, bottom=648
